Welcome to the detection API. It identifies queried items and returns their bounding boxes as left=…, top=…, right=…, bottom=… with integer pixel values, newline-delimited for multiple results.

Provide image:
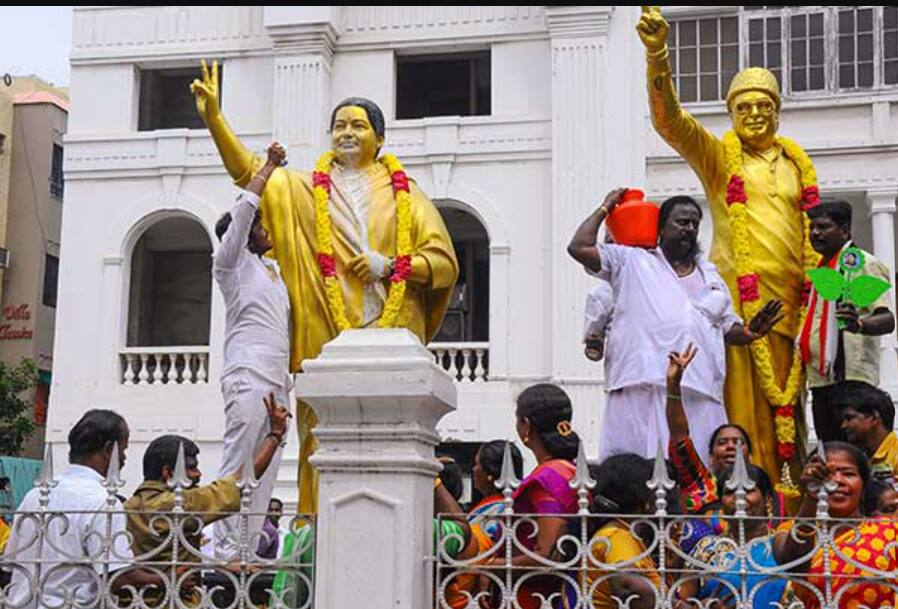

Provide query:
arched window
left=126, top=216, right=212, bottom=347
left=435, top=205, right=489, bottom=343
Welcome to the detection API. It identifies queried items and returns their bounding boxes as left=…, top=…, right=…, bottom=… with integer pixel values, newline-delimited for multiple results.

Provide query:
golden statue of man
left=192, top=61, right=459, bottom=512
left=637, top=7, right=819, bottom=486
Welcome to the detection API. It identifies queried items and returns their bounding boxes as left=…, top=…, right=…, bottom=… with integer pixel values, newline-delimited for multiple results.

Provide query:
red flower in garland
left=390, top=171, right=410, bottom=193
left=775, top=405, right=793, bottom=419
left=390, top=255, right=412, bottom=282
left=317, top=253, right=337, bottom=278
left=775, top=405, right=796, bottom=460
left=800, top=185, right=820, bottom=211
left=737, top=273, right=760, bottom=303
left=777, top=443, right=796, bottom=461
left=312, top=171, right=331, bottom=192
left=726, top=175, right=747, bottom=206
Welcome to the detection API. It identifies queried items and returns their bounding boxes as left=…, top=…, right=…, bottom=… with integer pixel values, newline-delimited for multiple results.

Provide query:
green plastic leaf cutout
left=807, top=268, right=845, bottom=301
left=847, top=275, right=891, bottom=308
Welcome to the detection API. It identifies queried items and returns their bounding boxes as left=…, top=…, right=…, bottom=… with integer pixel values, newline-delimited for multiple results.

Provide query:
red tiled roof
left=13, top=91, right=69, bottom=112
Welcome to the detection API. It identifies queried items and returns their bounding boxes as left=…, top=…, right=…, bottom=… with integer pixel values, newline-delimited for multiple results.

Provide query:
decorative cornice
left=545, top=6, right=613, bottom=38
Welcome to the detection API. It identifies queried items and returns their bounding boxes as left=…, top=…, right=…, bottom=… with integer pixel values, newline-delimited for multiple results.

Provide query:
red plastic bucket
left=606, top=189, right=659, bottom=248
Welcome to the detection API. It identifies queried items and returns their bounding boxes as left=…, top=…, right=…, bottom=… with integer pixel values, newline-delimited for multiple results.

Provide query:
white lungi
left=598, top=384, right=727, bottom=467
left=214, top=368, right=287, bottom=560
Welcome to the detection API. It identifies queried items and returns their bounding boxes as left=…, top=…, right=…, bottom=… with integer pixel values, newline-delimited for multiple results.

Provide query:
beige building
left=0, top=78, right=68, bottom=458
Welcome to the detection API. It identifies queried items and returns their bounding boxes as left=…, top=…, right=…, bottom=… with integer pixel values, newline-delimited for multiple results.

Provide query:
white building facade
left=52, top=6, right=898, bottom=505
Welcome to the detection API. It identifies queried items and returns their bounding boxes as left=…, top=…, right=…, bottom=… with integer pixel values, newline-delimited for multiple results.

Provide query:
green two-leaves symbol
left=806, top=268, right=890, bottom=308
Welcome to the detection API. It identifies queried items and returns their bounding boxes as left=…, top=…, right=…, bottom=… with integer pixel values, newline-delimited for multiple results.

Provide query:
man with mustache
left=124, top=393, right=289, bottom=605
left=800, top=201, right=895, bottom=441
left=569, top=189, right=783, bottom=463
left=834, top=381, right=898, bottom=480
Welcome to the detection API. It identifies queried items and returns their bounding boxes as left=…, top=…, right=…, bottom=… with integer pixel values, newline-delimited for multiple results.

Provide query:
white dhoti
left=214, top=368, right=287, bottom=560
left=598, top=384, right=726, bottom=467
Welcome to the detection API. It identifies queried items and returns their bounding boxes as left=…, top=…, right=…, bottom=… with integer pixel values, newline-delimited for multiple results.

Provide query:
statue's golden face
left=331, top=105, right=384, bottom=168
left=730, top=90, right=779, bottom=151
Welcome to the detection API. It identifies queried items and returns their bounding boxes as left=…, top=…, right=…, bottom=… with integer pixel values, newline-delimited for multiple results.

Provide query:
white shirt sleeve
left=596, top=243, right=633, bottom=282
left=584, top=281, right=614, bottom=339
left=214, top=191, right=261, bottom=271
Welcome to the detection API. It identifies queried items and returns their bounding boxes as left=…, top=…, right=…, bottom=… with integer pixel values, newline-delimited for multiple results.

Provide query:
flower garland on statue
left=723, top=130, right=821, bottom=497
left=312, top=151, right=413, bottom=332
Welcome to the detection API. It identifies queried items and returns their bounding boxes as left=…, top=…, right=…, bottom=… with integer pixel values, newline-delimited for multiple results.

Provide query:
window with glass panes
left=885, top=6, right=898, bottom=85
left=667, top=6, right=898, bottom=101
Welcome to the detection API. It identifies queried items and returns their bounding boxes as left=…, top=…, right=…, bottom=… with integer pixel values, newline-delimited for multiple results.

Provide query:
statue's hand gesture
left=636, top=6, right=669, bottom=53
left=348, top=253, right=390, bottom=284
left=190, top=59, right=221, bottom=124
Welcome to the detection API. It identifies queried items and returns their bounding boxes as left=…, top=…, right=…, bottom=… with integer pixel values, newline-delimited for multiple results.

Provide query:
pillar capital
left=545, top=6, right=613, bottom=38
left=866, top=188, right=898, bottom=215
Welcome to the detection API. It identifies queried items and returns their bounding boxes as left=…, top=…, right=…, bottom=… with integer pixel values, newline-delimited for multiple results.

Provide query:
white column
left=296, top=329, right=457, bottom=609
left=265, top=8, right=339, bottom=169
left=547, top=7, right=611, bottom=383
left=866, top=189, right=898, bottom=397
left=488, top=244, right=510, bottom=380
left=546, top=7, right=647, bottom=458
left=99, top=255, right=124, bottom=388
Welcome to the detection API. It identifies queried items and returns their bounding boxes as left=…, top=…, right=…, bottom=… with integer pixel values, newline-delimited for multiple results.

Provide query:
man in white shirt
left=213, top=142, right=292, bottom=560
left=5, top=410, right=162, bottom=609
left=568, top=189, right=783, bottom=464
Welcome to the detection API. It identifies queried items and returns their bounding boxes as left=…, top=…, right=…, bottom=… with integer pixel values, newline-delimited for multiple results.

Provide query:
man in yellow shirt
left=836, top=380, right=898, bottom=479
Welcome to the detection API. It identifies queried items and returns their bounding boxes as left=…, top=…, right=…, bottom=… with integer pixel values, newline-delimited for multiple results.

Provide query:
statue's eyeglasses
left=734, top=101, right=776, bottom=116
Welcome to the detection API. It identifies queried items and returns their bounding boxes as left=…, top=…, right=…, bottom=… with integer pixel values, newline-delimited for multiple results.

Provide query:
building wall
left=55, top=6, right=898, bottom=503
left=0, top=92, right=67, bottom=458
left=0, top=92, right=12, bottom=302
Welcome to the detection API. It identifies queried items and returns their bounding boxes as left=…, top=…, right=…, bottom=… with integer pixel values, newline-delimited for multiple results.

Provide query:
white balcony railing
left=120, top=346, right=209, bottom=385
left=120, top=343, right=485, bottom=385
left=428, top=342, right=489, bottom=382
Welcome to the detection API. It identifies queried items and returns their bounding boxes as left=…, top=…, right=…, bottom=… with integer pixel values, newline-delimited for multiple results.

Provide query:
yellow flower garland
left=723, top=131, right=820, bottom=479
left=312, top=152, right=413, bottom=332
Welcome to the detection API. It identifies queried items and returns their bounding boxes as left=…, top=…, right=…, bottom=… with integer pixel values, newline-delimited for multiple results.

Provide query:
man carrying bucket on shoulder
left=567, top=188, right=783, bottom=464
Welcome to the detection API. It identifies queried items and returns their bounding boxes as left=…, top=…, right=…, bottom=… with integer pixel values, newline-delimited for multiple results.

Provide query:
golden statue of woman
left=637, top=7, right=820, bottom=487
left=192, top=61, right=459, bottom=512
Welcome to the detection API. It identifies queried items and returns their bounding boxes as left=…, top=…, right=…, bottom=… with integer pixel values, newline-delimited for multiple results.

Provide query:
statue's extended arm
left=637, top=7, right=725, bottom=189
left=191, top=60, right=257, bottom=187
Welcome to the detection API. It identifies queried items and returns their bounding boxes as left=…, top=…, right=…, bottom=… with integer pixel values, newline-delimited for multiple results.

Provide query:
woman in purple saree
left=495, top=384, right=581, bottom=609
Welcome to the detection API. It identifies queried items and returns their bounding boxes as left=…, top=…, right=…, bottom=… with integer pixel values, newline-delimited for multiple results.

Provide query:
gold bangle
left=646, top=45, right=670, bottom=62
left=434, top=477, right=443, bottom=489
left=794, top=525, right=816, bottom=541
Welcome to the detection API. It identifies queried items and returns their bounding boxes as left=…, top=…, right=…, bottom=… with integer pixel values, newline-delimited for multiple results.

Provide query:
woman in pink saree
left=498, top=384, right=581, bottom=609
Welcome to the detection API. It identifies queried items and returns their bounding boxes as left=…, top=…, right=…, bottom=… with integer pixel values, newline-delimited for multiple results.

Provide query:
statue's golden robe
left=647, top=55, right=807, bottom=483
left=235, top=158, right=458, bottom=512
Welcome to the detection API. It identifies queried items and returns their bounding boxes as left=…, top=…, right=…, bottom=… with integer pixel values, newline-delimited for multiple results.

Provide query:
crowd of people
left=432, top=339, right=898, bottom=609
left=3, top=9, right=898, bottom=607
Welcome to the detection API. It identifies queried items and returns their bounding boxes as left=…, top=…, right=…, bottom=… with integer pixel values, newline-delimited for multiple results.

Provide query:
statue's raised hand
left=636, top=6, right=669, bottom=53
left=190, top=59, right=221, bottom=124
